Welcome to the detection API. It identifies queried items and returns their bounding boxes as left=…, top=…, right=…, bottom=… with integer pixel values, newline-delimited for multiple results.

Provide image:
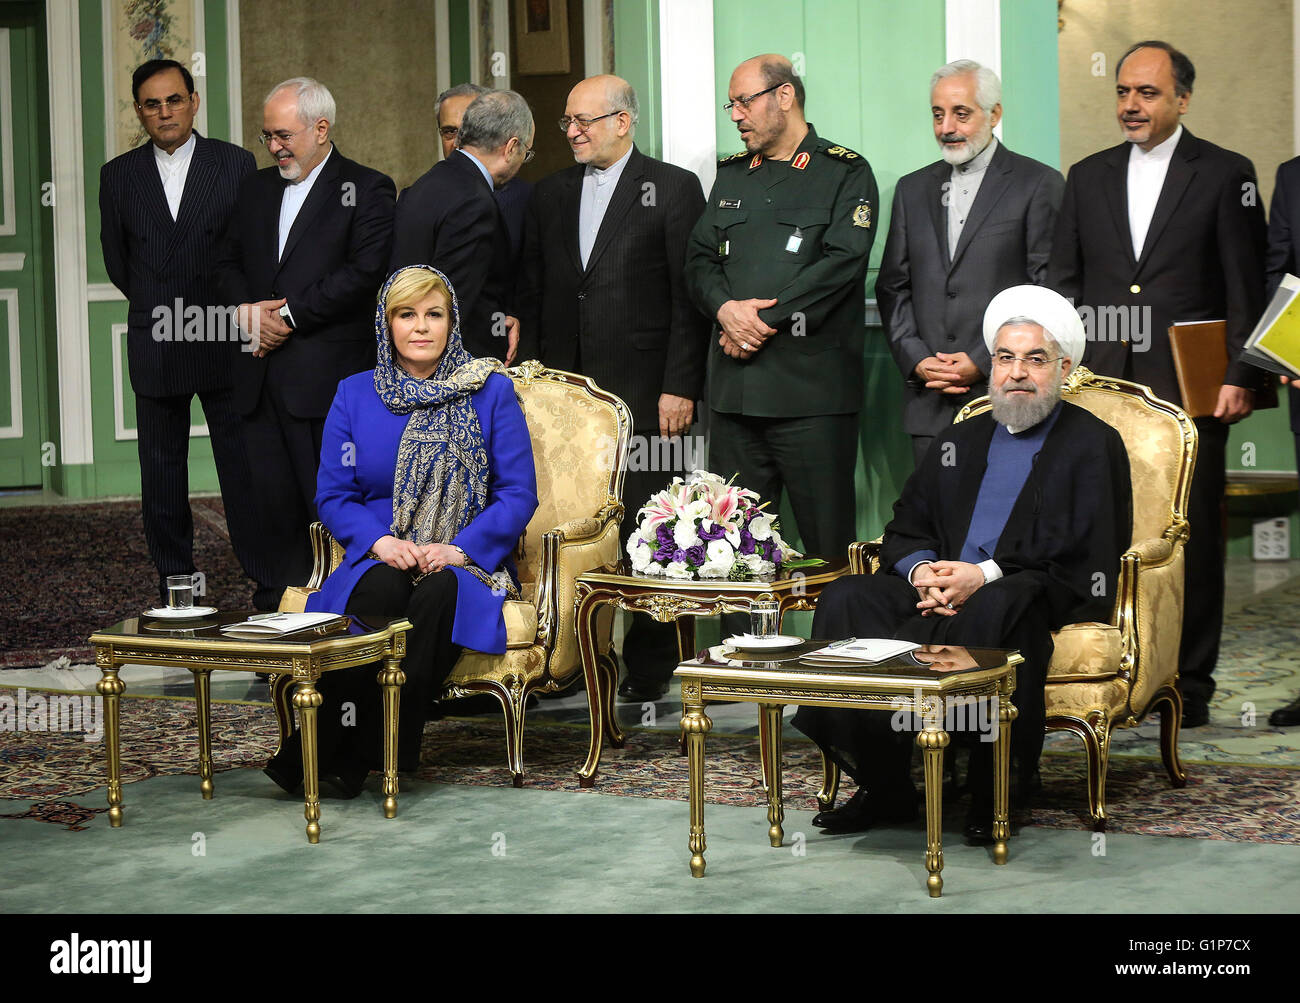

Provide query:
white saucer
left=143, top=605, right=218, bottom=620
left=723, top=634, right=803, bottom=652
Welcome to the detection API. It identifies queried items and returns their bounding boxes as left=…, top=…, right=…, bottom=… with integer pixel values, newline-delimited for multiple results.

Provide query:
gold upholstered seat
left=276, top=361, right=631, bottom=786
left=831, top=365, right=1196, bottom=830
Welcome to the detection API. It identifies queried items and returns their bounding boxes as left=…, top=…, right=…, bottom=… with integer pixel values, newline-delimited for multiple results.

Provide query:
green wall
left=612, top=0, right=661, bottom=159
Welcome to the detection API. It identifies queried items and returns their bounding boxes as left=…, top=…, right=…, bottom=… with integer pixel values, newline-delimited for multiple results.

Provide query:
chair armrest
left=533, top=503, right=624, bottom=652
left=848, top=538, right=883, bottom=576
left=305, top=521, right=343, bottom=590
left=1126, top=538, right=1173, bottom=565
left=1113, top=536, right=1186, bottom=717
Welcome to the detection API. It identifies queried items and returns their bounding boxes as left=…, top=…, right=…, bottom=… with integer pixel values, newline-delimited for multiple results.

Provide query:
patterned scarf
left=374, top=265, right=502, bottom=548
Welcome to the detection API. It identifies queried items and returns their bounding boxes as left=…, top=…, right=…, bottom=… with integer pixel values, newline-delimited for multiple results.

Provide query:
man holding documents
left=794, top=287, right=1131, bottom=843
left=1264, top=156, right=1300, bottom=728
left=1047, top=41, right=1268, bottom=727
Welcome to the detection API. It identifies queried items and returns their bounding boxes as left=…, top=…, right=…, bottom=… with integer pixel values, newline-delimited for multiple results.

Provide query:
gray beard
left=990, top=385, right=1060, bottom=430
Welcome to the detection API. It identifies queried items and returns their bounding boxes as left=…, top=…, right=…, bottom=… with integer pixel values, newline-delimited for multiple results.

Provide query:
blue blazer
left=305, top=370, right=538, bottom=654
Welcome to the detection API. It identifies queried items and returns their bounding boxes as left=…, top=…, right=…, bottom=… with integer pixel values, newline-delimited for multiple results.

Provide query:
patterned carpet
left=0, top=498, right=250, bottom=668
left=3, top=688, right=1297, bottom=843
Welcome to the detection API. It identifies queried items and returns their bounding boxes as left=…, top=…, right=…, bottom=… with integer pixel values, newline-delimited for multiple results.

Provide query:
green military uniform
left=685, top=124, right=877, bottom=556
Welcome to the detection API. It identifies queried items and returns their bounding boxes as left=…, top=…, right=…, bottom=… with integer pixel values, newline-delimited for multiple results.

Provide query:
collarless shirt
left=278, top=144, right=334, bottom=261
left=154, top=132, right=197, bottom=221
left=579, top=144, right=634, bottom=268
left=1126, top=124, right=1182, bottom=259
left=457, top=148, right=495, bottom=191
left=947, top=136, right=998, bottom=257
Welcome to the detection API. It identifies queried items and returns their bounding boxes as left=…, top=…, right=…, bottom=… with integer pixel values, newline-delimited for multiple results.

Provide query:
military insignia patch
left=749, top=154, right=763, bottom=170
left=823, top=145, right=862, bottom=162
left=717, top=151, right=748, bottom=167
left=852, top=202, right=872, bottom=228
left=792, top=152, right=810, bottom=170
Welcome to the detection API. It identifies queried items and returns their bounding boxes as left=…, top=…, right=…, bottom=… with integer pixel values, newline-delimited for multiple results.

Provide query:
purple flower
left=684, top=544, right=706, bottom=566
left=671, top=548, right=688, bottom=563
left=738, top=527, right=756, bottom=555
left=698, top=521, right=727, bottom=542
left=656, top=523, right=674, bottom=547
left=652, top=543, right=676, bottom=563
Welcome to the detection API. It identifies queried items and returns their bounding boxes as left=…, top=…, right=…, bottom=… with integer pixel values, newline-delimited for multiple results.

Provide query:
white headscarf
left=982, top=285, right=1086, bottom=364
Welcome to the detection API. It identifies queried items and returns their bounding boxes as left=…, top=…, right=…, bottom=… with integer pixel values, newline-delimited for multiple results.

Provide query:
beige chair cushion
left=502, top=601, right=537, bottom=649
left=1047, top=622, right=1122, bottom=681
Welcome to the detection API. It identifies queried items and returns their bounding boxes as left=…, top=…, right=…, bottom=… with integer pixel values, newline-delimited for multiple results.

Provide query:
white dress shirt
left=278, top=145, right=334, bottom=261
left=946, top=137, right=998, bottom=257
left=579, top=144, right=634, bottom=268
left=153, top=132, right=196, bottom=221
left=1126, top=124, right=1182, bottom=259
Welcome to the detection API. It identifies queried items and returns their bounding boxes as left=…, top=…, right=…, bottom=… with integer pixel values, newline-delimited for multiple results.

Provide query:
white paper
left=806, top=637, right=920, bottom=663
left=219, top=612, right=342, bottom=636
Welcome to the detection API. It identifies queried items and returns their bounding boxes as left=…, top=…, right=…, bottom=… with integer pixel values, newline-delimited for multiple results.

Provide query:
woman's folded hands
left=372, top=535, right=468, bottom=573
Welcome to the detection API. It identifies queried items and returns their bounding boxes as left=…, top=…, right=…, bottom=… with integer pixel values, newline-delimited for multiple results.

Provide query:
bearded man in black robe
left=795, top=285, right=1131, bottom=843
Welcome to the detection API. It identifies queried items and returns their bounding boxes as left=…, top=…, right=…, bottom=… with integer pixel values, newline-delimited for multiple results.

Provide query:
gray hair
left=457, top=89, right=534, bottom=151
left=435, top=82, right=488, bottom=121
left=608, top=79, right=639, bottom=135
left=930, top=59, right=1001, bottom=114
left=265, top=76, right=337, bottom=129
left=996, top=315, right=1064, bottom=356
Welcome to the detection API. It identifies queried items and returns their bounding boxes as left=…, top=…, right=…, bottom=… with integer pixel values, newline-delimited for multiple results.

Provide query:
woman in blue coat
left=264, top=265, right=538, bottom=797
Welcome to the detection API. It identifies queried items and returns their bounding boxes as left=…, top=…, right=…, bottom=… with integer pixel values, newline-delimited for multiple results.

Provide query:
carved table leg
left=192, top=668, right=214, bottom=799
left=675, top=617, right=697, bottom=758
left=379, top=656, right=406, bottom=819
left=993, top=677, right=1018, bottom=865
left=96, top=662, right=125, bottom=827
left=577, top=592, right=608, bottom=788
left=294, top=681, right=323, bottom=843
left=681, top=684, right=712, bottom=877
left=918, top=725, right=950, bottom=897
left=762, top=703, right=784, bottom=847
left=816, top=752, right=840, bottom=813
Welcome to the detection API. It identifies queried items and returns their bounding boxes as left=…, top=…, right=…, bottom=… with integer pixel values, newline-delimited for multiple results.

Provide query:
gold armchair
left=835, top=366, right=1196, bottom=830
left=276, top=361, right=631, bottom=786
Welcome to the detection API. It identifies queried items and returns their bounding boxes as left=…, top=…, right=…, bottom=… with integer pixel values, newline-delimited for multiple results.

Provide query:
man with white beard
left=877, top=59, right=1064, bottom=467
left=794, top=285, right=1131, bottom=844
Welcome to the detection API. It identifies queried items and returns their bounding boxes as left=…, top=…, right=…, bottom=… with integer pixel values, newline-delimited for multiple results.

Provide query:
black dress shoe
left=617, top=677, right=669, bottom=703
left=1181, top=695, right=1210, bottom=728
left=812, top=788, right=917, bottom=833
left=320, top=763, right=369, bottom=799
left=963, top=813, right=995, bottom=846
left=264, top=736, right=305, bottom=794
left=1269, top=692, right=1300, bottom=727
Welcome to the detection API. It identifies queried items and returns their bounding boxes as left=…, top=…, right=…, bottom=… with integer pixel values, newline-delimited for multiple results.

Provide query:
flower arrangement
left=627, top=470, right=801, bottom=580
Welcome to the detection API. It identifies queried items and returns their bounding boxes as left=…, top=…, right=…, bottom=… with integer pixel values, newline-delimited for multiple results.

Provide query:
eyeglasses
left=518, top=141, right=535, bottom=163
left=258, top=128, right=303, bottom=148
left=557, top=111, right=620, bottom=133
left=992, top=352, right=1064, bottom=371
left=137, top=94, right=192, bottom=116
left=438, top=126, right=459, bottom=139
left=723, top=83, right=782, bottom=112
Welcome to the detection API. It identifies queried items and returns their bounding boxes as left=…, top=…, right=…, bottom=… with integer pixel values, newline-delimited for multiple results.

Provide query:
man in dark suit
left=215, top=76, right=395, bottom=609
left=1264, top=156, right=1300, bottom=728
left=878, top=59, right=1064, bottom=467
left=434, top=83, right=533, bottom=265
left=519, top=75, right=708, bottom=701
left=390, top=89, right=534, bottom=362
left=99, top=58, right=261, bottom=605
left=1049, top=41, right=1269, bottom=727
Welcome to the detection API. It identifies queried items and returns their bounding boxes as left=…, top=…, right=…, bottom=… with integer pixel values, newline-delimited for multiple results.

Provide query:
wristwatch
left=278, top=303, right=294, bottom=330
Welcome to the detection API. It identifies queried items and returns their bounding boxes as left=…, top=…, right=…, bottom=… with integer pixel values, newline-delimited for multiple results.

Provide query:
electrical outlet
left=1252, top=517, right=1290, bottom=561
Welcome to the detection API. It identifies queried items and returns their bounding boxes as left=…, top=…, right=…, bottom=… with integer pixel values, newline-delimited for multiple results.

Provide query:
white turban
left=982, top=285, right=1086, bottom=364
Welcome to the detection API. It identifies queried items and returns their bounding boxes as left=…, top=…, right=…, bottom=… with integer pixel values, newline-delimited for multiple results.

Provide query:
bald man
left=519, top=75, right=709, bottom=701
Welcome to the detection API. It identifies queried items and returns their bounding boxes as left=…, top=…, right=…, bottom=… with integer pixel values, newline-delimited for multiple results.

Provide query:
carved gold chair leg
left=1152, top=686, right=1187, bottom=787
left=486, top=680, right=530, bottom=789
left=1048, top=713, right=1111, bottom=831
left=817, top=752, right=840, bottom=813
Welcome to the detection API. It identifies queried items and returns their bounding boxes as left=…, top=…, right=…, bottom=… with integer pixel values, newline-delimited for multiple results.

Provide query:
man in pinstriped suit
left=99, top=59, right=263, bottom=605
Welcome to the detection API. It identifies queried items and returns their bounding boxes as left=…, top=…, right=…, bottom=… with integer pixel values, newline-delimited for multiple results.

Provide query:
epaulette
left=820, top=144, right=864, bottom=162
left=717, top=151, right=749, bottom=167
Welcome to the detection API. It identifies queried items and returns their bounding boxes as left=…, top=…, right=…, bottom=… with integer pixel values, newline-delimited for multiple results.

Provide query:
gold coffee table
left=573, top=557, right=848, bottom=786
left=89, top=612, right=411, bottom=843
left=675, top=642, right=1020, bottom=897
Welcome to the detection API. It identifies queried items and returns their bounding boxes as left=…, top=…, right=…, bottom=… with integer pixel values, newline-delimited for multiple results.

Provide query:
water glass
left=166, top=574, right=194, bottom=610
left=749, top=600, right=780, bottom=638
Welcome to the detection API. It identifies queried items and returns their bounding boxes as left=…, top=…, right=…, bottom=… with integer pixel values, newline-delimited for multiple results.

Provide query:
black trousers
left=1179, top=418, right=1228, bottom=702
left=240, top=383, right=325, bottom=609
left=134, top=387, right=262, bottom=604
left=792, top=573, right=1051, bottom=807
left=294, top=564, right=462, bottom=776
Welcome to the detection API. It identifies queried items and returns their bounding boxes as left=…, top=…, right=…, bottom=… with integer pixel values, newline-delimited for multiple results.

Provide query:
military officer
left=685, top=53, right=877, bottom=562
